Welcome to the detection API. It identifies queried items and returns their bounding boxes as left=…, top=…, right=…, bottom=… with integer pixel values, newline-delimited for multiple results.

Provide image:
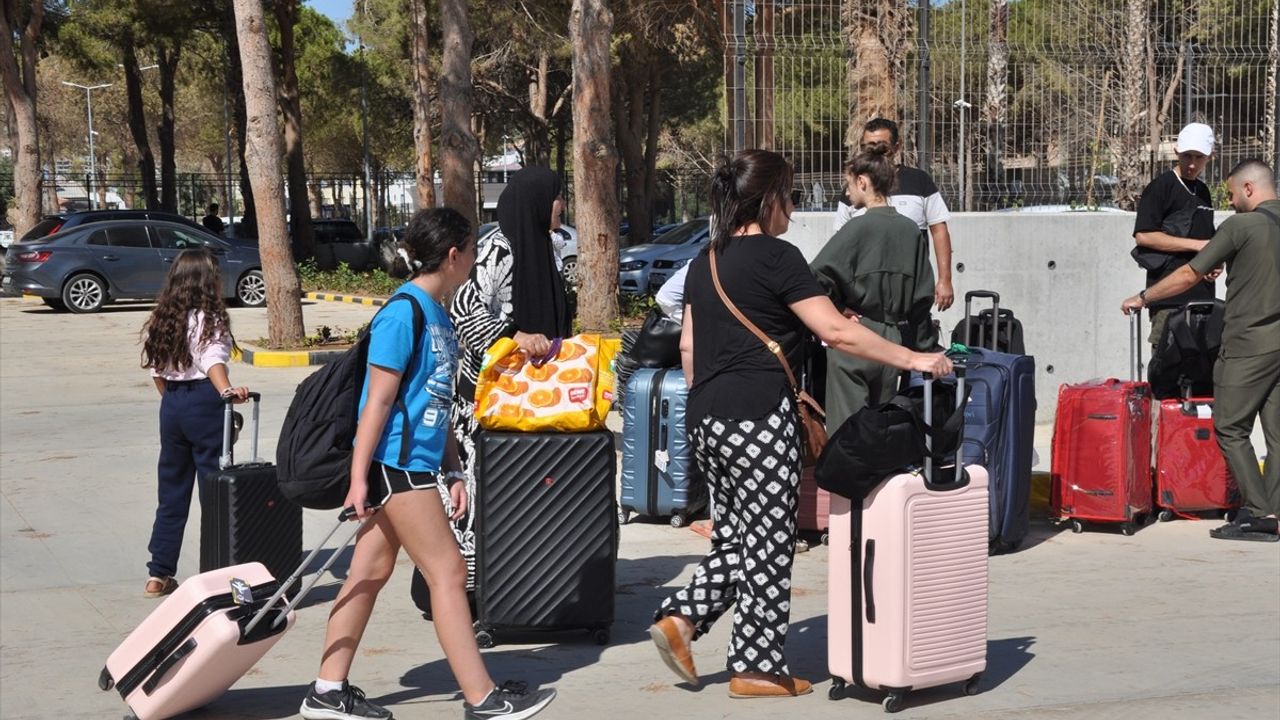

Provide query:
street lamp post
left=62, top=81, right=112, bottom=210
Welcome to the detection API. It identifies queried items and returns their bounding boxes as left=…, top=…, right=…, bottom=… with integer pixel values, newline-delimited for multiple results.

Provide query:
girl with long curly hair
left=139, top=248, right=249, bottom=598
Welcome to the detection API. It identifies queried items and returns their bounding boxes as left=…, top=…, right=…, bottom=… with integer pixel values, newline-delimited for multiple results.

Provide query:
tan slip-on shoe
left=143, top=576, right=178, bottom=598
left=728, top=674, right=813, bottom=698
left=649, top=616, right=699, bottom=685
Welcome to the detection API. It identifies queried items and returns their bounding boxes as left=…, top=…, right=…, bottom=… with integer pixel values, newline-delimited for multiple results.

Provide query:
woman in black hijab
left=429, top=166, right=570, bottom=601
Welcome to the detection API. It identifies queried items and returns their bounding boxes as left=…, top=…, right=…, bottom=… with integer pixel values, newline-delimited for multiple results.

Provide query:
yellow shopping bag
left=474, top=334, right=617, bottom=432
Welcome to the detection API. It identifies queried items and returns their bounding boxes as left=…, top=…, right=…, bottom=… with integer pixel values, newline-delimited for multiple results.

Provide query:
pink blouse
left=151, top=310, right=232, bottom=381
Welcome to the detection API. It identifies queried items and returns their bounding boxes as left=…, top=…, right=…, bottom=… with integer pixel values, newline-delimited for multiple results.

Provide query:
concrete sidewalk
left=1, top=296, right=1277, bottom=720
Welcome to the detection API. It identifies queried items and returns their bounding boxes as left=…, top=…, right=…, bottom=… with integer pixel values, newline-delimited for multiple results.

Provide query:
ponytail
left=708, top=150, right=795, bottom=251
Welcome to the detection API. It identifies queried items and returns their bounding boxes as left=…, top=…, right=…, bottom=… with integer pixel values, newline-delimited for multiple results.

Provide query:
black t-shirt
left=1133, top=170, right=1216, bottom=309
left=202, top=215, right=226, bottom=234
left=683, top=234, right=825, bottom=425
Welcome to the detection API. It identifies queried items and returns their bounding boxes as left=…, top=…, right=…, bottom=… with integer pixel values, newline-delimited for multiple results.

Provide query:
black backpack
left=276, top=294, right=425, bottom=509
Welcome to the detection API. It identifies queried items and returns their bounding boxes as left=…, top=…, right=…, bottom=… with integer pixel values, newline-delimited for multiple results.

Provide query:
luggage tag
left=229, top=578, right=254, bottom=606
left=654, top=449, right=670, bottom=473
left=1196, top=404, right=1212, bottom=420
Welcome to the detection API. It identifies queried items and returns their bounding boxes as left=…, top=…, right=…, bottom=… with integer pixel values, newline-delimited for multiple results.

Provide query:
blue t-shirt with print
left=358, top=283, right=457, bottom=472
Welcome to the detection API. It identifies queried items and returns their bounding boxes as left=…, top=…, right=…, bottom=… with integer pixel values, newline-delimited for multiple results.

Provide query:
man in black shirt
left=201, top=203, right=225, bottom=234
left=1132, top=122, right=1221, bottom=347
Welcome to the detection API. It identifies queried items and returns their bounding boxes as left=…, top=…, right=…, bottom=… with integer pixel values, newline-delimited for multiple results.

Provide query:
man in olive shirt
left=1122, top=159, right=1280, bottom=541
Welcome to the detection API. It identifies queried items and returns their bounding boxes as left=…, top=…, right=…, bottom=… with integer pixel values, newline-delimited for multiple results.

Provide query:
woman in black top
left=648, top=150, right=952, bottom=699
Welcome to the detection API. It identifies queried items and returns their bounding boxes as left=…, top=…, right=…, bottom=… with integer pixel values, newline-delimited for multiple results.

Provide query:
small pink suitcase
left=827, top=370, right=989, bottom=713
left=100, top=510, right=364, bottom=720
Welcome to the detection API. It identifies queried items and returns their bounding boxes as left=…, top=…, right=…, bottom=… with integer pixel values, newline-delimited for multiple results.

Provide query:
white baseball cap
left=1175, top=123, right=1215, bottom=156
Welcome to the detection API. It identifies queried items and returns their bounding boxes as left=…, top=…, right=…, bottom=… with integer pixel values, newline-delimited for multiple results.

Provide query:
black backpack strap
left=375, top=294, right=427, bottom=468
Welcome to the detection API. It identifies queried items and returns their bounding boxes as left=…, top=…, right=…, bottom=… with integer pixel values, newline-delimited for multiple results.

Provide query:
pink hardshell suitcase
left=828, top=369, right=989, bottom=713
left=99, top=509, right=364, bottom=720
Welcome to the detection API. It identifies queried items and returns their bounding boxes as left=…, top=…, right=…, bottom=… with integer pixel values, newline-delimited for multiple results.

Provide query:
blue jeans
left=147, top=379, right=222, bottom=578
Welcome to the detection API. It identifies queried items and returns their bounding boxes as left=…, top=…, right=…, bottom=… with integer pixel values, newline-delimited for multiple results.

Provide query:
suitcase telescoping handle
left=922, top=363, right=967, bottom=486
left=243, top=506, right=370, bottom=636
left=221, top=392, right=262, bottom=469
left=1121, top=307, right=1150, bottom=383
left=963, top=290, right=1002, bottom=351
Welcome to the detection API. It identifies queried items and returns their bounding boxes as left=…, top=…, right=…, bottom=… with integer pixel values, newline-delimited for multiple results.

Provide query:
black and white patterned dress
left=446, top=231, right=518, bottom=587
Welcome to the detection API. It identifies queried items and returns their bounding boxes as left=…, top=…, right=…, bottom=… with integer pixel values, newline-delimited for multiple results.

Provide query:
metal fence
left=724, top=0, right=1279, bottom=211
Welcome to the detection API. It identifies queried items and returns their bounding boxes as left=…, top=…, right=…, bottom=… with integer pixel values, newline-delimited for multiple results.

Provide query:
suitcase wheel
left=820, top=532, right=830, bottom=546
left=828, top=678, right=846, bottom=701
left=474, top=629, right=495, bottom=649
left=1070, top=519, right=1085, bottom=534
left=1120, top=522, right=1137, bottom=536
left=592, top=628, right=611, bottom=646
left=97, top=666, right=114, bottom=691
left=669, top=514, right=686, bottom=529
left=963, top=674, right=982, bottom=696
left=882, top=692, right=906, bottom=713
left=617, top=507, right=632, bottom=525
left=1158, top=509, right=1175, bottom=522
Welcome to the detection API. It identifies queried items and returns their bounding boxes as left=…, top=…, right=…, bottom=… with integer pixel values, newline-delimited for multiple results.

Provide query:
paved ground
left=1, top=295, right=1277, bottom=720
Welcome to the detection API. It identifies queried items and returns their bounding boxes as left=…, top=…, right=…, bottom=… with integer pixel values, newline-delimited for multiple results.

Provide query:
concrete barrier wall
left=780, top=210, right=1232, bottom=424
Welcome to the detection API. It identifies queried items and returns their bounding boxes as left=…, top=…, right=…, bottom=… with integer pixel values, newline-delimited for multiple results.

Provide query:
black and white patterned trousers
left=445, top=395, right=479, bottom=590
left=656, top=394, right=801, bottom=675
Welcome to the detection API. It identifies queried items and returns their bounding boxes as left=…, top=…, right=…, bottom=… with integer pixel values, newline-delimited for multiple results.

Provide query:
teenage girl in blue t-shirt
left=300, top=208, right=557, bottom=720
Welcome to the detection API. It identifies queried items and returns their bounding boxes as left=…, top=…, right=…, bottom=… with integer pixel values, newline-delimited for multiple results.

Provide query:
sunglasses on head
left=789, top=189, right=803, bottom=205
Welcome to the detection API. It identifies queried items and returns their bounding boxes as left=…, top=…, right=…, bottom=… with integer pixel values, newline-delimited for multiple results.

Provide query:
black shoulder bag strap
left=375, top=294, right=427, bottom=468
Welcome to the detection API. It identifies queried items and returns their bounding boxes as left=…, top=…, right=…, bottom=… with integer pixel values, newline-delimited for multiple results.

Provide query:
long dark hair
left=709, top=149, right=794, bottom=250
left=140, top=249, right=234, bottom=373
left=844, top=141, right=897, bottom=197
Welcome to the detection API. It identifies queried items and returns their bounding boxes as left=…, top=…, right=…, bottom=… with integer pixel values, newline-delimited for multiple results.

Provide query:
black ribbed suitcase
left=472, top=430, right=617, bottom=647
left=199, top=394, right=303, bottom=591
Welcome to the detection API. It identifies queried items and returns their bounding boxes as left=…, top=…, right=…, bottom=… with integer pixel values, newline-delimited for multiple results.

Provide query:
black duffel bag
left=815, top=379, right=968, bottom=502
left=630, top=308, right=682, bottom=368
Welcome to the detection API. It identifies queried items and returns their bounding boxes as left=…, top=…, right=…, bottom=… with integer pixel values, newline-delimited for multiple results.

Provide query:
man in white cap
left=1131, top=122, right=1222, bottom=349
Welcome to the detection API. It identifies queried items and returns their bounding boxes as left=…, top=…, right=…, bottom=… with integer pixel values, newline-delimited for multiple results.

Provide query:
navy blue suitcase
left=958, top=347, right=1036, bottom=553
left=619, top=368, right=706, bottom=527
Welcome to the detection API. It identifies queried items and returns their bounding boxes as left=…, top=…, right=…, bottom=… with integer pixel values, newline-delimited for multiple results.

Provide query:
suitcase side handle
left=140, top=637, right=197, bottom=696
left=863, top=539, right=876, bottom=624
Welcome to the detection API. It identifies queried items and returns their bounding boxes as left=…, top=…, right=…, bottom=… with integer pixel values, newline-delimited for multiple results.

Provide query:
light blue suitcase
left=619, top=368, right=706, bottom=527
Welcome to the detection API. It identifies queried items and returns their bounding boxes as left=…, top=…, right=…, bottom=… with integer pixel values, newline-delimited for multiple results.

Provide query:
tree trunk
left=753, top=0, right=775, bottom=151
left=232, top=0, right=304, bottom=347
left=615, top=47, right=663, bottom=247
left=275, top=0, right=313, bottom=258
left=555, top=108, right=568, bottom=180
left=409, top=0, right=437, bottom=211
left=156, top=44, right=180, bottom=213
left=1113, top=0, right=1148, bottom=210
left=440, top=0, right=478, bottom=230
left=308, top=177, right=323, bottom=217
left=570, top=0, right=620, bottom=332
left=981, top=0, right=1008, bottom=209
left=843, top=0, right=911, bottom=146
left=223, top=7, right=256, bottom=234
left=0, top=0, right=44, bottom=236
left=122, top=38, right=160, bottom=210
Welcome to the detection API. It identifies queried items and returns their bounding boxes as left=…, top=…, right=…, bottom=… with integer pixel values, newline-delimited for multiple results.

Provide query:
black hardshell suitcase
left=200, top=394, right=303, bottom=592
left=472, top=430, right=617, bottom=647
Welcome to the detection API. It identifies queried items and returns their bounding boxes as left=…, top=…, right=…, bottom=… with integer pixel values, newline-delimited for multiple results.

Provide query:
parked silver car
left=3, top=220, right=265, bottom=313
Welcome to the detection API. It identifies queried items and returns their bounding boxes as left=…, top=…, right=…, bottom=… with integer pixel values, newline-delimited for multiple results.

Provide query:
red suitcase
left=1154, top=396, right=1240, bottom=521
left=1051, top=313, right=1153, bottom=535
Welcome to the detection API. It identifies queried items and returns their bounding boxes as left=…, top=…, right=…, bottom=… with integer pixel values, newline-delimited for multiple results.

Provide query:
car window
left=655, top=220, right=709, bottom=245
left=153, top=226, right=210, bottom=250
left=330, top=223, right=364, bottom=242
left=106, top=226, right=153, bottom=248
left=21, top=217, right=65, bottom=241
left=86, top=228, right=110, bottom=246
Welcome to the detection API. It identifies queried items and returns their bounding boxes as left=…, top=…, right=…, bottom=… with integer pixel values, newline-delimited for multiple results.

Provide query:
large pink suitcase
left=827, top=371, right=989, bottom=713
left=99, top=511, right=363, bottom=720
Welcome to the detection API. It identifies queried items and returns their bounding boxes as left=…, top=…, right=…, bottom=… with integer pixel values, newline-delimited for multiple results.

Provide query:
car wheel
left=562, top=255, right=578, bottom=288
left=62, top=273, right=108, bottom=313
left=236, top=270, right=267, bottom=307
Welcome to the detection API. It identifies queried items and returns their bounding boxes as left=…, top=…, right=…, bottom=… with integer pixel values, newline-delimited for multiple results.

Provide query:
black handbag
left=815, top=380, right=968, bottom=501
left=629, top=308, right=683, bottom=369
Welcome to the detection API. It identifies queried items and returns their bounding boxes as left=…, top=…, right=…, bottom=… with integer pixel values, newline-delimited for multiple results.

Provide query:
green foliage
left=296, top=259, right=402, bottom=297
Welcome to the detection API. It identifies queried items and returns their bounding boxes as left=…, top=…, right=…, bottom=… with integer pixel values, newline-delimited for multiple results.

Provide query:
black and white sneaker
left=299, top=681, right=394, bottom=720
left=463, top=681, right=557, bottom=720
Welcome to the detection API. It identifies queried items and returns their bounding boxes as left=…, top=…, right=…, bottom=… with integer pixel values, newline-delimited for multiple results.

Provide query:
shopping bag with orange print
left=474, top=334, right=618, bottom=432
